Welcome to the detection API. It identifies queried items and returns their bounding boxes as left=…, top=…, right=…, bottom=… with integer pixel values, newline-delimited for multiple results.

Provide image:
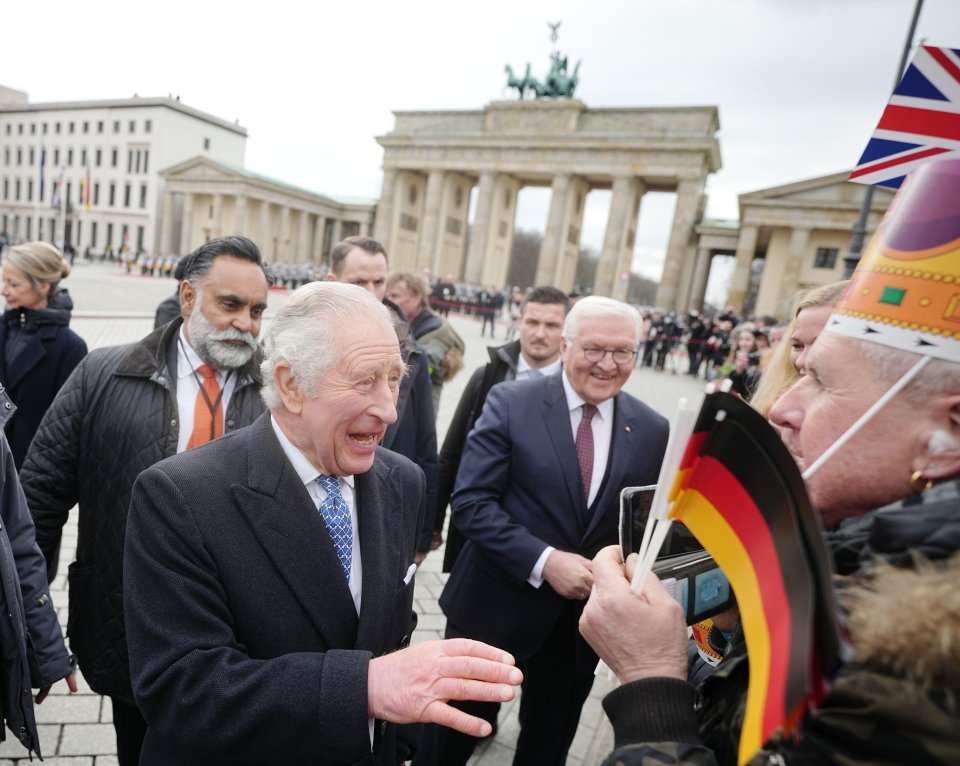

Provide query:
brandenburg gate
left=373, top=99, right=720, bottom=306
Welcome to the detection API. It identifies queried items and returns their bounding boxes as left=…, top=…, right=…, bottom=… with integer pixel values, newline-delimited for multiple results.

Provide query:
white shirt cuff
left=528, top=546, right=554, bottom=588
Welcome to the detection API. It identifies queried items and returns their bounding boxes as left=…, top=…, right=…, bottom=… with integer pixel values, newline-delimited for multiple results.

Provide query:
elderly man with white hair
left=123, top=281, right=522, bottom=765
left=580, top=158, right=960, bottom=766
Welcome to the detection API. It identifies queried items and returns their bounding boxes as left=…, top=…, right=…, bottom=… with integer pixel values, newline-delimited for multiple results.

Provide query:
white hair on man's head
left=260, top=281, right=393, bottom=410
left=563, top=296, right=642, bottom=346
left=855, top=339, right=959, bottom=403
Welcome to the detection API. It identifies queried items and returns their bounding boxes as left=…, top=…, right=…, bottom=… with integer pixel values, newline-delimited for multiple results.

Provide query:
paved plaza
left=3, top=262, right=706, bottom=765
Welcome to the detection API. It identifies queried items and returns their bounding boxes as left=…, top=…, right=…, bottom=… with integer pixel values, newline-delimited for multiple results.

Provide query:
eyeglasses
left=581, top=346, right=637, bottom=365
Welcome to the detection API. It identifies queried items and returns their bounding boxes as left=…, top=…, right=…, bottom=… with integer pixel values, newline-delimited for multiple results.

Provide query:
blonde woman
left=1, top=242, right=87, bottom=468
left=751, top=280, right=848, bottom=417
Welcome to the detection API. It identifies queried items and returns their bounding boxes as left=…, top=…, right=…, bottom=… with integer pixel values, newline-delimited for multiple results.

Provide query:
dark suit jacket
left=124, top=413, right=426, bottom=765
left=440, top=372, right=668, bottom=661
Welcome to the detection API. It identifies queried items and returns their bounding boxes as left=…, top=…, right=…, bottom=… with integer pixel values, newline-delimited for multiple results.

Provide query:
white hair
left=563, top=296, right=642, bottom=346
left=260, top=281, right=394, bottom=409
left=856, top=341, right=959, bottom=403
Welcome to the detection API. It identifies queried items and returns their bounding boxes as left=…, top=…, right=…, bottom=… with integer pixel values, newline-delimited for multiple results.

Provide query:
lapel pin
left=625, top=426, right=632, bottom=433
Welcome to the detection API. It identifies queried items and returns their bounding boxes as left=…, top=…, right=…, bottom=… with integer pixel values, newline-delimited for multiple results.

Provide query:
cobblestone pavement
left=3, top=262, right=707, bottom=764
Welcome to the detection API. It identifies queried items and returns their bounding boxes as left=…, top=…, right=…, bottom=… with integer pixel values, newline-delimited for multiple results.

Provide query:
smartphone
left=618, top=486, right=735, bottom=625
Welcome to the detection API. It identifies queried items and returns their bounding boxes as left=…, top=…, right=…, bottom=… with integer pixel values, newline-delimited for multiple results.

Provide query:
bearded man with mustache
left=20, top=236, right=271, bottom=766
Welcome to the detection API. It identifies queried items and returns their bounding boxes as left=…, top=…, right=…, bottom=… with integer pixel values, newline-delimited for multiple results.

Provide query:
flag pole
left=843, top=0, right=925, bottom=277
left=56, top=169, right=66, bottom=251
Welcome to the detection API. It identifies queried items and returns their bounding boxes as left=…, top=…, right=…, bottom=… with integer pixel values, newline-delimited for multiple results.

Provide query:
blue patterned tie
left=316, top=475, right=352, bottom=580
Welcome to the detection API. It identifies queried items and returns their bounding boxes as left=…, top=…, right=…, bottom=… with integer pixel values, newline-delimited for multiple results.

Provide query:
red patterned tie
left=575, top=403, right=597, bottom=503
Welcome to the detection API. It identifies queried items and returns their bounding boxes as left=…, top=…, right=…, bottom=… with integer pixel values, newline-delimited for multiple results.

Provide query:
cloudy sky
left=5, top=0, right=956, bottom=298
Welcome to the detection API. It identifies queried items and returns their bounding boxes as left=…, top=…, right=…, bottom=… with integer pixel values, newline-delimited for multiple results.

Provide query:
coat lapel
left=355, top=456, right=405, bottom=651
left=234, top=414, right=358, bottom=649
left=541, top=374, right=584, bottom=517
left=4, top=327, right=52, bottom=389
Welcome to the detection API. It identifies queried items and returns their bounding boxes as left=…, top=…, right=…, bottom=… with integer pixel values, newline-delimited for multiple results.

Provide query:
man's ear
left=179, top=279, right=196, bottom=319
left=274, top=362, right=304, bottom=415
left=325, top=271, right=338, bottom=283
left=918, top=395, right=960, bottom=481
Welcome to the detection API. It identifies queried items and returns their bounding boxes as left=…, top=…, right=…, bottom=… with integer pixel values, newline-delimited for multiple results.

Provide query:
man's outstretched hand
left=368, top=638, right=522, bottom=736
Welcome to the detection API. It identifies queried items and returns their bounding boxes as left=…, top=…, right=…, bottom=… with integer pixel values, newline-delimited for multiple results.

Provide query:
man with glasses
left=416, top=296, right=669, bottom=766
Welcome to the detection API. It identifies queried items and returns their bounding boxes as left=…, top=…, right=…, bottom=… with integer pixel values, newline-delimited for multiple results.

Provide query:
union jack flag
left=850, top=45, right=960, bottom=188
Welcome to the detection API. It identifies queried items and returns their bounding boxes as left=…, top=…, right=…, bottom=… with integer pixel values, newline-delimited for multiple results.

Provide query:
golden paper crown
left=828, top=158, right=960, bottom=363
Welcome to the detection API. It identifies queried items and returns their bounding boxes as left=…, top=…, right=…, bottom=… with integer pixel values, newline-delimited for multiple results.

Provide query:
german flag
left=667, top=392, right=840, bottom=765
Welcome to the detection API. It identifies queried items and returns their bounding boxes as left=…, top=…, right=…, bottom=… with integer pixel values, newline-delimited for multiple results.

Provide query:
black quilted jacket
left=19, top=318, right=264, bottom=702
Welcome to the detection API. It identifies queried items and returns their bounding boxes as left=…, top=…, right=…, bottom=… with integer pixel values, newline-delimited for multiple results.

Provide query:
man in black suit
left=417, top=296, right=669, bottom=766
left=123, top=281, right=523, bottom=765
left=326, top=236, right=438, bottom=561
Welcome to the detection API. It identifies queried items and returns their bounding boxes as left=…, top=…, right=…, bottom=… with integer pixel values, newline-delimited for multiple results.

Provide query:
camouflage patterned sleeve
left=600, top=678, right=719, bottom=766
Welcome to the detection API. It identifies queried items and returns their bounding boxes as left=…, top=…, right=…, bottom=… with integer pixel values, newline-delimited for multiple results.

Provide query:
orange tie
left=186, top=364, right=223, bottom=450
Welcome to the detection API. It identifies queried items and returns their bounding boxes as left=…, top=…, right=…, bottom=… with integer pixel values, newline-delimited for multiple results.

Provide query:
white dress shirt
left=528, top=371, right=614, bottom=587
left=516, top=354, right=562, bottom=380
left=175, top=328, right=238, bottom=453
left=269, top=416, right=363, bottom=614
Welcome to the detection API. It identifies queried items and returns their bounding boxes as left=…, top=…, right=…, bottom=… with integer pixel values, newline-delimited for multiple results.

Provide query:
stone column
left=313, top=215, right=327, bottom=262
left=480, top=175, right=522, bottom=288
left=781, top=226, right=810, bottom=298
left=297, top=210, right=310, bottom=263
left=160, top=192, right=173, bottom=255
left=233, top=195, right=247, bottom=239
left=210, top=193, right=223, bottom=240
left=278, top=206, right=291, bottom=259
left=432, top=172, right=474, bottom=280
left=373, top=168, right=398, bottom=248
left=655, top=178, right=703, bottom=310
left=726, top=224, right=759, bottom=313
left=258, top=200, right=271, bottom=255
left=597, top=176, right=644, bottom=299
left=179, top=193, right=194, bottom=255
left=463, top=172, right=496, bottom=285
left=416, top=170, right=445, bottom=273
left=331, top=218, right=343, bottom=247
left=688, top=246, right=713, bottom=312
left=536, top=175, right=571, bottom=287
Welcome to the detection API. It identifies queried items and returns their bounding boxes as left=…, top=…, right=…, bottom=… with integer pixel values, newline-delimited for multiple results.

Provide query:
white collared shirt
left=528, top=373, right=615, bottom=587
left=175, top=328, right=238, bottom=453
left=516, top=354, right=562, bottom=380
left=269, top=415, right=363, bottom=615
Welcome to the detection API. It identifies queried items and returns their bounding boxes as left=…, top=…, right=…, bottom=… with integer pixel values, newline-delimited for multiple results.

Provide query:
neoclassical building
left=373, top=99, right=720, bottom=307
left=0, top=85, right=374, bottom=260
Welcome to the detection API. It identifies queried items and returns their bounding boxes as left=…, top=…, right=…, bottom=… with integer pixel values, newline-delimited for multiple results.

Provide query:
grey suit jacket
left=124, top=412, right=425, bottom=765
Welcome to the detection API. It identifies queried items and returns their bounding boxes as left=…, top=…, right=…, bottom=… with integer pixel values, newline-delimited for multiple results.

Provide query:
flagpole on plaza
left=843, top=0, right=924, bottom=278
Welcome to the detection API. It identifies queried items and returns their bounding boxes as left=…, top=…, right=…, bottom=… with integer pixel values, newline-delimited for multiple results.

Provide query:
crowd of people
left=0, top=156, right=955, bottom=766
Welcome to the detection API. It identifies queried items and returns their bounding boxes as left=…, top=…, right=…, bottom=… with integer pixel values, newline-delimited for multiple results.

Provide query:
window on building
left=2, top=179, right=7, bottom=199
left=25, top=217, right=31, bottom=240
left=124, top=183, right=131, bottom=208
left=94, top=182, right=100, bottom=206
left=143, top=151, right=149, bottom=173
left=127, top=150, right=133, bottom=174
left=139, top=184, right=147, bottom=209
left=135, top=150, right=141, bottom=174
left=42, top=122, right=48, bottom=135
left=203, top=137, right=211, bottom=150
left=83, top=121, right=89, bottom=134
left=3, top=148, right=8, bottom=164
left=15, top=179, right=21, bottom=201
left=111, top=148, right=118, bottom=167
left=16, top=149, right=22, bottom=166
left=145, top=120, right=152, bottom=133
left=66, top=181, right=72, bottom=203
left=81, top=148, right=87, bottom=166
left=30, top=124, right=35, bottom=135
left=137, top=225, right=144, bottom=250
left=68, top=122, right=75, bottom=134
left=3, top=125, right=9, bottom=136
left=54, top=149, right=60, bottom=165
left=17, top=123, right=23, bottom=135
left=28, top=148, right=34, bottom=165
left=27, top=179, right=32, bottom=201
left=109, top=182, right=116, bottom=206
left=55, top=122, right=61, bottom=134
left=97, top=121, right=104, bottom=134
left=113, top=120, right=120, bottom=133
left=106, top=222, right=113, bottom=247
left=95, top=148, right=102, bottom=167
left=814, top=247, right=839, bottom=269
left=67, top=149, right=74, bottom=166
left=91, top=222, right=97, bottom=249
left=129, top=120, right=136, bottom=133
